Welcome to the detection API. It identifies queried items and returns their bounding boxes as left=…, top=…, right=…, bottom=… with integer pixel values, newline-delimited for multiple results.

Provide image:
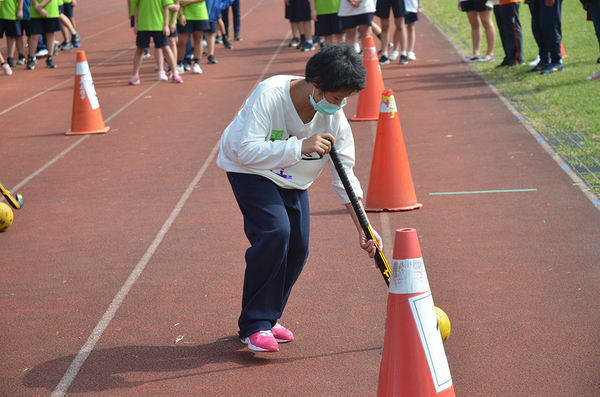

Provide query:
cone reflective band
left=67, top=51, right=110, bottom=135
left=362, top=39, right=378, bottom=61
left=377, top=229, right=455, bottom=397
left=365, top=89, right=422, bottom=212
left=352, top=36, right=385, bottom=121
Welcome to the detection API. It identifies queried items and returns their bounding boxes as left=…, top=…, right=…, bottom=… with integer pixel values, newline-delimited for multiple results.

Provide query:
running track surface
left=1, top=0, right=600, bottom=395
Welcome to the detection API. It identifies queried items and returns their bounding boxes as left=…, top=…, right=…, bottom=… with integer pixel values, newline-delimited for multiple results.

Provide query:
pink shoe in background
left=3, top=63, right=12, bottom=76
left=172, top=73, right=183, bottom=83
left=586, top=71, right=600, bottom=80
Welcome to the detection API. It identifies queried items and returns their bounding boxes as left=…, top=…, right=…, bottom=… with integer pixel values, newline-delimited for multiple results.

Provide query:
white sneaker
left=35, top=49, right=48, bottom=58
left=156, top=70, right=168, bottom=81
left=408, top=51, right=416, bottom=61
left=193, top=63, right=203, bottom=74
left=528, top=55, right=540, bottom=66
left=389, top=49, right=399, bottom=61
left=3, top=62, right=13, bottom=75
left=354, top=42, right=360, bottom=53
left=176, top=64, right=184, bottom=74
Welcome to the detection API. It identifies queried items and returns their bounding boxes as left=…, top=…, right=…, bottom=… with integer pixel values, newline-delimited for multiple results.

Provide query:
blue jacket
left=206, top=0, right=234, bottom=22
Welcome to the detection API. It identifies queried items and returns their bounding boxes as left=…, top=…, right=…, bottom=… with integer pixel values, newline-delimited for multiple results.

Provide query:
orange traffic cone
left=66, top=51, right=110, bottom=135
left=560, top=41, right=567, bottom=58
left=351, top=36, right=385, bottom=121
left=377, top=228, right=455, bottom=397
left=365, top=89, right=421, bottom=212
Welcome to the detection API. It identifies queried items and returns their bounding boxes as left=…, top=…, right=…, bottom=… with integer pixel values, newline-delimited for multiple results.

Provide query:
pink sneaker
left=156, top=70, right=168, bottom=81
left=3, top=63, right=12, bottom=76
left=128, top=76, right=140, bottom=85
left=586, top=71, right=600, bottom=81
left=272, top=323, right=294, bottom=343
left=172, top=73, right=183, bottom=84
left=241, top=330, right=279, bottom=352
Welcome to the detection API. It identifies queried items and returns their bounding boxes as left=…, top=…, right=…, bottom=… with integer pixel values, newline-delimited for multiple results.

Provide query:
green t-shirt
left=132, top=0, right=173, bottom=31
left=315, top=0, right=340, bottom=15
left=0, top=0, right=18, bottom=20
left=182, top=0, right=207, bottom=21
left=30, top=0, right=59, bottom=19
left=57, top=0, right=63, bottom=5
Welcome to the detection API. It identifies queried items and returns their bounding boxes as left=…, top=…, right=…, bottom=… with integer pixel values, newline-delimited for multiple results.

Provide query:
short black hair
left=305, top=42, right=367, bottom=93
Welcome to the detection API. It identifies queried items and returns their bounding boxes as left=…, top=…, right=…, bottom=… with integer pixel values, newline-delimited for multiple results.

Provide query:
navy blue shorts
left=206, top=21, right=217, bottom=34
left=460, top=0, right=492, bottom=12
left=136, top=30, right=169, bottom=48
left=20, top=19, right=30, bottom=35
left=63, top=2, right=74, bottom=18
left=285, top=3, right=291, bottom=20
left=375, top=0, right=408, bottom=19
left=405, top=11, right=419, bottom=24
left=177, top=19, right=210, bottom=33
left=58, top=5, right=65, bottom=14
left=0, top=19, right=23, bottom=37
left=340, top=13, right=374, bottom=30
left=289, top=0, right=310, bottom=23
left=27, top=18, right=62, bottom=35
left=315, top=13, right=344, bottom=36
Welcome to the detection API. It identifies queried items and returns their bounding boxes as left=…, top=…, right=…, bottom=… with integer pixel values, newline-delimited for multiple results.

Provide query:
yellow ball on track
left=0, top=202, right=14, bottom=232
left=435, top=306, right=451, bottom=344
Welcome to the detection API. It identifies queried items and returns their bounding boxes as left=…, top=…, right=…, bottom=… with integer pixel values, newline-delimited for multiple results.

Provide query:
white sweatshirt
left=338, top=0, right=376, bottom=17
left=217, top=75, right=363, bottom=205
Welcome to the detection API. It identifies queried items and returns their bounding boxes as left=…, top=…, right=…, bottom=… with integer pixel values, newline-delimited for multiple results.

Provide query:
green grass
left=422, top=0, right=600, bottom=194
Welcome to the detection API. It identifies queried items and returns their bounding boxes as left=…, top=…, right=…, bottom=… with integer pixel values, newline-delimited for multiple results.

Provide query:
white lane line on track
left=51, top=4, right=287, bottom=395
left=0, top=42, right=134, bottom=118
left=427, top=16, right=600, bottom=212
left=79, top=20, right=130, bottom=42
left=50, top=141, right=220, bottom=397
left=1, top=81, right=157, bottom=204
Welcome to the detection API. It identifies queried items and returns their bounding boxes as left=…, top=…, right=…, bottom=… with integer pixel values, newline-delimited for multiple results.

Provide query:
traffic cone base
left=365, top=202, right=423, bottom=212
left=66, top=126, right=110, bottom=136
left=351, top=36, right=385, bottom=121
left=377, top=229, right=455, bottom=397
left=365, top=90, right=421, bottom=212
left=67, top=51, right=110, bottom=135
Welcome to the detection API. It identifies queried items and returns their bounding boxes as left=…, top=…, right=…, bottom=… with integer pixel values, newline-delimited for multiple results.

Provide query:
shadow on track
left=23, top=336, right=380, bottom=393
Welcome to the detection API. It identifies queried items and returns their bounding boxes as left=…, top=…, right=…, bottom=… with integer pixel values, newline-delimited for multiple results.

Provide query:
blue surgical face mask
left=310, top=87, right=347, bottom=116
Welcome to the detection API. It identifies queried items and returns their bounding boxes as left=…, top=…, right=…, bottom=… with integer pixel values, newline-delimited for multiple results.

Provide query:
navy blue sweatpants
left=222, top=0, right=241, bottom=35
left=529, top=0, right=563, bottom=65
left=494, top=3, right=523, bottom=66
left=227, top=172, right=310, bottom=339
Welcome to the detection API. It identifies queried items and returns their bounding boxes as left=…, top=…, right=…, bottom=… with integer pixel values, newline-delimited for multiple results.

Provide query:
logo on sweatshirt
left=270, top=130, right=284, bottom=141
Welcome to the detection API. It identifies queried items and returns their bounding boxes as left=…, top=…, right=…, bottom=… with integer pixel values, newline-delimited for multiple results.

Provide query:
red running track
left=1, top=0, right=600, bottom=395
